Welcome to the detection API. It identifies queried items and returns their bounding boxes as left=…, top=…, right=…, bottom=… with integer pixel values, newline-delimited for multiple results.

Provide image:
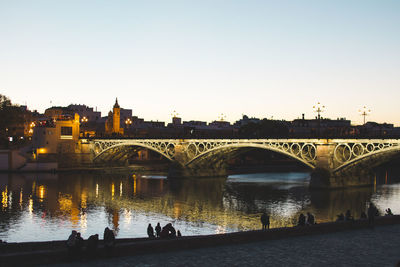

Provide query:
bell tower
left=113, top=98, right=121, bottom=133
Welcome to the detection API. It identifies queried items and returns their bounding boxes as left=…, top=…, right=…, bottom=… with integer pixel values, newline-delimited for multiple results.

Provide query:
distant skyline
left=1, top=1, right=399, bottom=125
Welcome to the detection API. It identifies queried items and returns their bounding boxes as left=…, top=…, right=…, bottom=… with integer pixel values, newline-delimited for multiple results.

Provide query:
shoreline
left=1, top=215, right=399, bottom=266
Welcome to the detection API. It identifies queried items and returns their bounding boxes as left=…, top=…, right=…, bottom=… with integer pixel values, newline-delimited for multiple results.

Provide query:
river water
left=1, top=170, right=399, bottom=242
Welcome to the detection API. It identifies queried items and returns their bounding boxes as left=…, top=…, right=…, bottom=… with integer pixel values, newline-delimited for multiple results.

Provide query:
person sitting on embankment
left=385, top=208, right=393, bottom=216
left=345, top=210, right=354, bottom=221
left=306, top=212, right=315, bottom=225
left=298, top=213, right=306, bottom=226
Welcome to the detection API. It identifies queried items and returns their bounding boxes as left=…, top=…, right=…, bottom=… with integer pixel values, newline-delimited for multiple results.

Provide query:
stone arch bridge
left=88, top=139, right=400, bottom=188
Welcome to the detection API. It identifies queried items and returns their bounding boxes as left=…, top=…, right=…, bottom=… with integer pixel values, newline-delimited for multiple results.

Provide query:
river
left=1, top=169, right=399, bottom=242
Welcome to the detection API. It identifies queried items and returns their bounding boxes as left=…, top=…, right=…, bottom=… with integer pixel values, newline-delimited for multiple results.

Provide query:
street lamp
left=218, top=113, right=226, bottom=121
left=81, top=116, right=88, bottom=123
left=313, top=102, right=325, bottom=120
left=171, top=110, right=179, bottom=118
left=358, top=106, right=371, bottom=125
left=313, top=102, right=325, bottom=137
left=125, top=118, right=132, bottom=137
left=125, top=118, right=132, bottom=127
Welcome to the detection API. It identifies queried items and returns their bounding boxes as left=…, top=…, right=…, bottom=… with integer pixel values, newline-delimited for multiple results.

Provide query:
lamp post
left=81, top=117, right=88, bottom=138
left=125, top=118, right=132, bottom=136
left=358, top=106, right=371, bottom=125
left=218, top=113, right=226, bottom=121
left=313, top=102, right=325, bottom=137
left=313, top=102, right=325, bottom=120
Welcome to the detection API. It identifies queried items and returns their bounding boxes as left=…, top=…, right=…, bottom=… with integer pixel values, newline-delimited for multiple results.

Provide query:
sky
left=1, top=0, right=399, bottom=125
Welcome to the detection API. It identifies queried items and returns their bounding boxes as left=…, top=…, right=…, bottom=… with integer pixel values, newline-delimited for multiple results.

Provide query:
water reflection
left=0, top=170, right=400, bottom=242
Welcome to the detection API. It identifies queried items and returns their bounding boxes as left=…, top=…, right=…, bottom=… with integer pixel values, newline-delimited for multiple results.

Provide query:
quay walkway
left=1, top=216, right=400, bottom=266
left=51, top=223, right=400, bottom=267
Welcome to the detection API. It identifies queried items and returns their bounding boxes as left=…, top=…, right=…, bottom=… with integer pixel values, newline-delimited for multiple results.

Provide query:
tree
left=0, top=94, right=24, bottom=148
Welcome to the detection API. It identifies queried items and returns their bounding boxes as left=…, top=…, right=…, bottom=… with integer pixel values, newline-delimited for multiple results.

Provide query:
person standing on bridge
left=261, top=212, right=270, bottom=230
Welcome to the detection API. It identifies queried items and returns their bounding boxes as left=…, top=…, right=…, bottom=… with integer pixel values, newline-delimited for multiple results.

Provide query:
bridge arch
left=184, top=143, right=316, bottom=169
left=92, top=141, right=175, bottom=162
left=333, top=145, right=400, bottom=173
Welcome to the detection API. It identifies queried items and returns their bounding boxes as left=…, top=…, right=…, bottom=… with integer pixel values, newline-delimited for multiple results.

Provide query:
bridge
left=87, top=139, right=400, bottom=188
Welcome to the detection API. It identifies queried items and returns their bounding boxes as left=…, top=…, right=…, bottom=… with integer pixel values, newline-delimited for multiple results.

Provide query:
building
left=32, top=113, right=80, bottom=155
left=68, top=104, right=101, bottom=122
left=105, top=99, right=124, bottom=135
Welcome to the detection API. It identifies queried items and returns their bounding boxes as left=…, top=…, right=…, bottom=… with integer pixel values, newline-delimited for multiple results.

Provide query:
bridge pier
left=310, top=142, right=375, bottom=188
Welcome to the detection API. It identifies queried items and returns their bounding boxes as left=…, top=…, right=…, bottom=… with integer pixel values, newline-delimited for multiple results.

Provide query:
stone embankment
left=1, top=216, right=400, bottom=266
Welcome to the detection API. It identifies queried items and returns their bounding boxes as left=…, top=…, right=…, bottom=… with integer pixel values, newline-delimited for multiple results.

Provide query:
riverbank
left=53, top=220, right=400, bottom=267
left=1, top=215, right=400, bottom=266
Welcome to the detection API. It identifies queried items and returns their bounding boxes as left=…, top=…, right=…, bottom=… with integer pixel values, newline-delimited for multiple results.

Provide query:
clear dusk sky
left=1, top=0, right=399, bottom=125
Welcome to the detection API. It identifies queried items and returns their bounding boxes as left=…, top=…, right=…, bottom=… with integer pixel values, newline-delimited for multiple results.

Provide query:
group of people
left=67, top=221, right=182, bottom=257
left=334, top=203, right=394, bottom=227
left=336, top=210, right=355, bottom=221
left=260, top=212, right=270, bottom=230
left=260, top=211, right=316, bottom=229
left=147, top=223, right=182, bottom=238
left=66, top=227, right=114, bottom=259
left=297, top=212, right=315, bottom=226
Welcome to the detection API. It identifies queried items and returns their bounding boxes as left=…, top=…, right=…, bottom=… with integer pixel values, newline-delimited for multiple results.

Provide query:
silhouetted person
left=360, top=211, right=367, bottom=219
left=75, top=232, right=84, bottom=255
left=298, top=213, right=306, bottom=226
left=87, top=234, right=99, bottom=255
left=103, top=227, right=115, bottom=255
left=306, top=212, right=315, bottom=225
left=385, top=208, right=393, bottom=216
left=147, top=223, right=155, bottom=238
left=177, top=230, right=182, bottom=237
left=168, top=223, right=176, bottom=237
left=155, top=222, right=161, bottom=238
left=160, top=223, right=176, bottom=238
left=261, top=212, right=270, bottom=230
left=160, top=226, right=169, bottom=239
left=368, top=203, right=376, bottom=227
left=67, top=230, right=77, bottom=259
left=345, top=210, right=353, bottom=221
left=336, top=213, right=344, bottom=221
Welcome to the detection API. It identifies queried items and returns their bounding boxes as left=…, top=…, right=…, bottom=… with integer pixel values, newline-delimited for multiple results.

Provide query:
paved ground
left=44, top=224, right=400, bottom=267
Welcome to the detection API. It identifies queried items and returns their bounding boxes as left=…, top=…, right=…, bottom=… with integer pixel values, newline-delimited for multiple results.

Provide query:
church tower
left=112, top=98, right=121, bottom=134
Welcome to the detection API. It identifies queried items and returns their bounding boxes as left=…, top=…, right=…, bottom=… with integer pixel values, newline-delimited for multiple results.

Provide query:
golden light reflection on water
left=19, top=189, right=23, bottom=210
left=2, top=186, right=7, bottom=209
left=28, top=198, right=33, bottom=214
left=58, top=193, right=80, bottom=226
left=80, top=212, right=87, bottom=231
left=38, top=185, right=46, bottom=202
left=173, top=202, right=181, bottom=219
left=123, top=209, right=132, bottom=225
left=133, top=174, right=137, bottom=196
left=58, top=193, right=72, bottom=213
left=81, top=191, right=87, bottom=209
left=2, top=171, right=400, bottom=242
